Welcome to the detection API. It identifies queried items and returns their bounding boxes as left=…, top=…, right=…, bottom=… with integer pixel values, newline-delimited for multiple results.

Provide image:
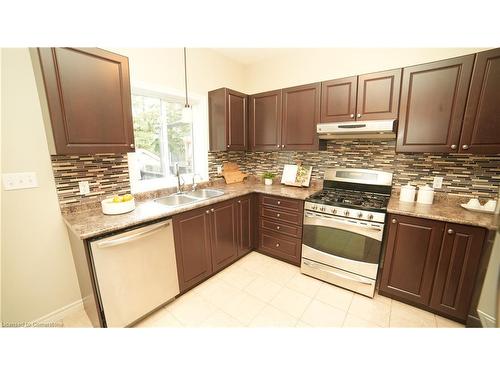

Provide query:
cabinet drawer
left=260, top=218, right=302, bottom=238
left=259, top=229, right=301, bottom=265
left=261, top=206, right=302, bottom=225
left=261, top=195, right=303, bottom=212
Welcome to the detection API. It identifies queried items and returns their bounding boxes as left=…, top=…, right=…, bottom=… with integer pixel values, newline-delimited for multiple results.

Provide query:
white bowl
left=101, top=197, right=135, bottom=215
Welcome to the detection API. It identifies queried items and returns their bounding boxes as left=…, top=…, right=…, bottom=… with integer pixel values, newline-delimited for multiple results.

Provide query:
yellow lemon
left=112, top=195, right=123, bottom=203
left=122, top=194, right=133, bottom=202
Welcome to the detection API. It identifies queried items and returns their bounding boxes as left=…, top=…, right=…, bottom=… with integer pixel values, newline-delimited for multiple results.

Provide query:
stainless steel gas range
left=301, top=168, right=393, bottom=297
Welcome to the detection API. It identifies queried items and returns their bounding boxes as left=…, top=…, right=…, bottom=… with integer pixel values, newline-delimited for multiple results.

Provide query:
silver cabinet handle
left=447, top=229, right=454, bottom=235
left=281, top=144, right=285, bottom=148
left=130, top=144, right=135, bottom=148
left=206, top=210, right=210, bottom=214
left=276, top=213, right=280, bottom=217
left=392, top=218, right=397, bottom=224
left=210, top=208, right=214, bottom=212
left=350, top=114, right=354, bottom=118
left=227, top=144, right=230, bottom=148
left=277, top=201, right=281, bottom=205
left=275, top=243, right=280, bottom=247
left=357, top=113, right=361, bottom=118
left=462, top=144, right=469, bottom=150
left=276, top=226, right=280, bottom=230
left=276, top=144, right=280, bottom=148
left=451, top=144, right=457, bottom=150
left=97, top=222, right=169, bottom=248
left=237, top=200, right=241, bottom=204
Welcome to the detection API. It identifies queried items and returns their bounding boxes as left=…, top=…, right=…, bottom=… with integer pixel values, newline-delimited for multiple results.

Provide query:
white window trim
left=128, top=82, right=209, bottom=194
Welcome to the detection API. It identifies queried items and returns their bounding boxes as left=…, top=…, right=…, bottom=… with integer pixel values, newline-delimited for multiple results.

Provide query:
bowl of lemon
left=101, top=194, right=135, bottom=215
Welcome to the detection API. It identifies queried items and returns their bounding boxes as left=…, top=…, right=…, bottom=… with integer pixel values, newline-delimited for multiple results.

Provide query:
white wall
left=243, top=48, right=488, bottom=94
left=1, top=49, right=81, bottom=323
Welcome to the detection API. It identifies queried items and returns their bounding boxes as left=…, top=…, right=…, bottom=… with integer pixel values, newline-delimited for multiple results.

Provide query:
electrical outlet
left=433, top=176, right=443, bottom=189
left=216, top=165, right=222, bottom=175
left=2, top=172, right=38, bottom=190
left=78, top=181, right=90, bottom=195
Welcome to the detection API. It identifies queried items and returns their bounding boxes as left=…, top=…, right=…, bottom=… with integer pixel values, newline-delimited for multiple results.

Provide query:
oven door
left=302, top=210, right=384, bottom=279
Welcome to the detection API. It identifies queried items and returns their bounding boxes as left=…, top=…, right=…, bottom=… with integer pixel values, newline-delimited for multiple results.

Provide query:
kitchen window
left=128, top=88, right=207, bottom=193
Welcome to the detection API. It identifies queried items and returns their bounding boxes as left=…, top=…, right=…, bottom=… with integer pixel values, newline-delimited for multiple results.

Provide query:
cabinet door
left=236, top=194, right=254, bottom=257
left=380, top=215, right=445, bottom=306
left=357, top=69, right=401, bottom=121
left=281, top=83, right=321, bottom=150
left=429, top=224, right=485, bottom=321
left=249, top=90, right=282, bottom=151
left=227, top=89, right=248, bottom=150
left=210, top=200, right=238, bottom=272
left=173, top=207, right=213, bottom=292
left=396, top=55, right=474, bottom=153
left=460, top=48, right=500, bottom=154
left=37, top=48, right=134, bottom=155
left=320, top=77, right=357, bottom=123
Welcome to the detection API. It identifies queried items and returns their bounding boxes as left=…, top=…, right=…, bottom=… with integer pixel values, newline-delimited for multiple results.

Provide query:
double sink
left=155, top=189, right=225, bottom=207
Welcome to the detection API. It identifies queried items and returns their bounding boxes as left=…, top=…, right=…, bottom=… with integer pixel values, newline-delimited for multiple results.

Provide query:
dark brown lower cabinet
left=236, top=194, right=254, bottom=257
left=429, top=223, right=485, bottom=321
left=380, top=214, right=486, bottom=322
left=210, top=200, right=238, bottom=272
left=173, top=195, right=255, bottom=292
left=173, top=206, right=214, bottom=292
left=380, top=215, right=444, bottom=305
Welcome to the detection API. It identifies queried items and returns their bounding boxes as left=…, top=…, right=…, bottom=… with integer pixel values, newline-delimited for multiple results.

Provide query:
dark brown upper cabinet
left=356, top=69, right=401, bottom=121
left=281, top=83, right=321, bottom=150
left=208, top=88, right=248, bottom=151
left=396, top=55, right=475, bottom=153
left=249, top=90, right=282, bottom=151
left=36, top=48, right=135, bottom=155
left=380, top=214, right=445, bottom=306
left=320, top=76, right=357, bottom=123
left=460, top=48, right=500, bottom=154
left=429, top=223, right=485, bottom=321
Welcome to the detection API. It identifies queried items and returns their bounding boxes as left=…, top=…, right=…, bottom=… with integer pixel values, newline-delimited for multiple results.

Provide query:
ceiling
left=211, top=48, right=292, bottom=66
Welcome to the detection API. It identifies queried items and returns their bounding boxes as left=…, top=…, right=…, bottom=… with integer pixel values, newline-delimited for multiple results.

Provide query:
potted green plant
left=262, top=172, right=276, bottom=186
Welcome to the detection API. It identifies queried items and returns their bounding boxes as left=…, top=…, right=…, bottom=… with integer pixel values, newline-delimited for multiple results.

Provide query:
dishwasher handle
left=96, top=221, right=170, bottom=248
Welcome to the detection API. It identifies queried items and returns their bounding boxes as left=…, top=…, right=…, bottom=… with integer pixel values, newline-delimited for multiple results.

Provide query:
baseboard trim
left=34, top=299, right=84, bottom=326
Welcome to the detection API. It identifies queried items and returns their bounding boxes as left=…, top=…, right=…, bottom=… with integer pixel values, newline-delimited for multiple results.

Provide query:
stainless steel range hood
left=317, top=119, right=397, bottom=140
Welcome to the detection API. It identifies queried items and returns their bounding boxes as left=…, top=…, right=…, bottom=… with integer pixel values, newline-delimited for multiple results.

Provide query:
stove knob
left=344, top=210, right=350, bottom=216
left=320, top=207, right=325, bottom=212
left=368, top=214, right=374, bottom=220
left=331, top=208, right=337, bottom=214
left=357, top=212, right=363, bottom=218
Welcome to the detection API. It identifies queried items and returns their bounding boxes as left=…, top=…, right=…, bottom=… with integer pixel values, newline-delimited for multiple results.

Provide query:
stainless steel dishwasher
left=90, top=219, right=179, bottom=327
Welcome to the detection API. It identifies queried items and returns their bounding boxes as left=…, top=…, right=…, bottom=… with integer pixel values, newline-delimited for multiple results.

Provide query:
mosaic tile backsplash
left=208, top=140, right=500, bottom=199
left=51, top=154, right=130, bottom=208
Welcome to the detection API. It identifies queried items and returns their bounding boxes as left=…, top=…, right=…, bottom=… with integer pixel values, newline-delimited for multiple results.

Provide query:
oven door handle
left=303, top=260, right=373, bottom=285
left=304, top=212, right=383, bottom=241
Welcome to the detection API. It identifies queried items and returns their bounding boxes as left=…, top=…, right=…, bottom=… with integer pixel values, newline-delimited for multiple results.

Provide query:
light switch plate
left=78, top=181, right=90, bottom=195
left=2, top=172, right=38, bottom=190
left=433, top=176, right=443, bottom=189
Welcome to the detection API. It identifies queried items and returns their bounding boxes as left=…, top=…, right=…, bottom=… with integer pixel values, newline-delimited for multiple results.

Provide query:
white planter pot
left=264, top=178, right=273, bottom=186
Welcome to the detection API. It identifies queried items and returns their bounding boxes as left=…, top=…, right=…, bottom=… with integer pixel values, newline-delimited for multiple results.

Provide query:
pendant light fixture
left=181, top=47, right=192, bottom=123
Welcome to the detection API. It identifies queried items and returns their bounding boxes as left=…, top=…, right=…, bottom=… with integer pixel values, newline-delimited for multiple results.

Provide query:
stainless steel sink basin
left=154, top=194, right=198, bottom=207
left=185, top=189, right=225, bottom=199
left=154, top=189, right=225, bottom=207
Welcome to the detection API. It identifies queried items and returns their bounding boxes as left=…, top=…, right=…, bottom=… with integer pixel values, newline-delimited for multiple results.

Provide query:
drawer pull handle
left=276, top=213, right=280, bottom=217
left=206, top=210, right=210, bottom=214
left=447, top=229, right=454, bottom=235
left=276, top=243, right=280, bottom=247
left=276, top=226, right=280, bottom=230
left=391, top=219, right=397, bottom=224
left=211, top=208, right=214, bottom=213
left=277, top=201, right=281, bottom=205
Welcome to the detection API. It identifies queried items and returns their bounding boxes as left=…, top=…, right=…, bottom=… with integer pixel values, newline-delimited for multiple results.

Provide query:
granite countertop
left=63, top=181, right=322, bottom=240
left=387, top=193, right=499, bottom=231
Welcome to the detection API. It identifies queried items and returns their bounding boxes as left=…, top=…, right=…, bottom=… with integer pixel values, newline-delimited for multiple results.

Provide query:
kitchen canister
left=400, top=183, right=416, bottom=202
left=417, top=184, right=435, bottom=205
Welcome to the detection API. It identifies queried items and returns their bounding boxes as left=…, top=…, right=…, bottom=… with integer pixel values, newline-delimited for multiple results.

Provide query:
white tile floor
left=62, top=252, right=464, bottom=328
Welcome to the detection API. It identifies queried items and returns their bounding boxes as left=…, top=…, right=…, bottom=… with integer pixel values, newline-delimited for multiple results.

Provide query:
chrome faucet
left=191, top=173, right=203, bottom=191
left=175, top=163, right=184, bottom=193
